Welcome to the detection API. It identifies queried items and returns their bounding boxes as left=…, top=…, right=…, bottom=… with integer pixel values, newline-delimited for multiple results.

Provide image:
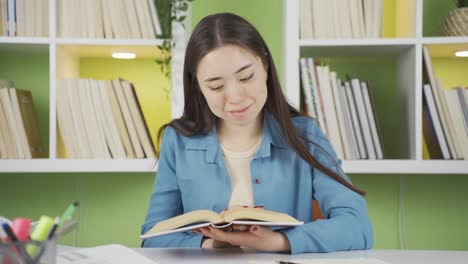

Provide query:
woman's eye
left=209, top=85, right=223, bottom=90
left=240, top=73, right=254, bottom=81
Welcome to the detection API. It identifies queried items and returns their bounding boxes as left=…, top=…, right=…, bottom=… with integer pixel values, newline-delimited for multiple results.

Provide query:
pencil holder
left=0, top=239, right=56, bottom=264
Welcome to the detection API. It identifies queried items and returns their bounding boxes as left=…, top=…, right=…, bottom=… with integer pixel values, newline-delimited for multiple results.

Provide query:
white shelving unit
left=283, top=0, right=468, bottom=174
left=1, top=0, right=467, bottom=174
left=0, top=0, right=190, bottom=173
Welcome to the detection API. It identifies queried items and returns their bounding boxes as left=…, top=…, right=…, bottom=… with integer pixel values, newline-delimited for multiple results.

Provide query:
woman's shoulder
left=291, top=115, right=321, bottom=138
left=160, top=123, right=213, bottom=148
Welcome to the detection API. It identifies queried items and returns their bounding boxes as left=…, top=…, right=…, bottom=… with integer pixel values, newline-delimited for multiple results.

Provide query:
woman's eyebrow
left=204, top=63, right=253, bottom=82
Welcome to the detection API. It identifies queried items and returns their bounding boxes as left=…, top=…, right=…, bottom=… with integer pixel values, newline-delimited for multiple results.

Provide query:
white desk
left=134, top=248, right=468, bottom=264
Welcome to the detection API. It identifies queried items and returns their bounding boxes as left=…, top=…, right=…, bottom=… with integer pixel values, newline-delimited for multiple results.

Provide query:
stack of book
left=56, top=78, right=155, bottom=159
left=0, top=80, right=44, bottom=159
left=422, top=47, right=468, bottom=160
left=299, top=0, right=383, bottom=39
left=57, top=0, right=162, bottom=39
left=0, top=0, right=49, bottom=37
left=300, top=58, right=384, bottom=160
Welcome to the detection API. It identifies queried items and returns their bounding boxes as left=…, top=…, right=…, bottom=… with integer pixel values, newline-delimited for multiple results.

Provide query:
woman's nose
left=225, top=81, right=245, bottom=103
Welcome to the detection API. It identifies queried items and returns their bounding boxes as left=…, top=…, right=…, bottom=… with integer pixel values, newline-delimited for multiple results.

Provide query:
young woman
left=141, top=12, right=373, bottom=254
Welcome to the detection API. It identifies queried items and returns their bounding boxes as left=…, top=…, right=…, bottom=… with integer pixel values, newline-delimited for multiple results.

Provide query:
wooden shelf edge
left=0, top=159, right=466, bottom=174
left=0, top=159, right=158, bottom=173
left=343, top=160, right=468, bottom=174
left=55, top=38, right=166, bottom=46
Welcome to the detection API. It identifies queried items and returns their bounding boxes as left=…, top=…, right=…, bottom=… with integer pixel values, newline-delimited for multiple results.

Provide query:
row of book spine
left=0, top=0, right=49, bottom=37
left=58, top=0, right=162, bottom=39
left=0, top=80, right=44, bottom=159
left=422, top=46, right=468, bottom=160
left=57, top=78, right=156, bottom=159
left=300, top=58, right=384, bottom=160
left=299, top=0, right=384, bottom=39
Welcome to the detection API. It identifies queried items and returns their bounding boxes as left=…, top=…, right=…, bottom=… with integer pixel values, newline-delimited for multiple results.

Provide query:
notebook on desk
left=57, top=244, right=156, bottom=264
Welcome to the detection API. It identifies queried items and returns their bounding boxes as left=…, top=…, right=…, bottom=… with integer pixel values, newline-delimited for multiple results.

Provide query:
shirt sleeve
left=281, top=119, right=374, bottom=254
left=141, top=127, right=203, bottom=248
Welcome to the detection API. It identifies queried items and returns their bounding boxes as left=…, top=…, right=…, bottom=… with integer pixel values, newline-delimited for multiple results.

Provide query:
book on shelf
left=141, top=206, right=304, bottom=239
left=56, top=78, right=155, bottom=159
left=0, top=80, right=44, bottom=159
left=444, top=89, right=468, bottom=160
left=58, top=0, right=162, bottom=39
left=361, top=81, right=384, bottom=159
left=456, top=87, right=468, bottom=131
left=421, top=46, right=468, bottom=160
left=298, top=58, right=384, bottom=160
left=0, top=0, right=48, bottom=37
left=422, top=84, right=450, bottom=159
left=299, top=0, right=383, bottom=39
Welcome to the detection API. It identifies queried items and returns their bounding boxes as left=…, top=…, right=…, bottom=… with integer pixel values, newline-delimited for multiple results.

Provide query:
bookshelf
left=284, top=0, right=468, bottom=174
left=0, top=0, right=187, bottom=173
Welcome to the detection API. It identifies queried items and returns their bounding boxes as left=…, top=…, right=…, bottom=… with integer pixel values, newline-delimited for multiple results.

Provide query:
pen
left=58, top=201, right=79, bottom=228
left=47, top=217, right=59, bottom=239
left=2, top=223, right=32, bottom=263
left=55, top=220, right=78, bottom=238
left=1, top=223, right=18, bottom=241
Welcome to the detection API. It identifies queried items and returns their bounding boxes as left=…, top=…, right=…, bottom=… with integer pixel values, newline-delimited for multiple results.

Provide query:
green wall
left=1, top=0, right=468, bottom=250
left=423, top=0, right=457, bottom=37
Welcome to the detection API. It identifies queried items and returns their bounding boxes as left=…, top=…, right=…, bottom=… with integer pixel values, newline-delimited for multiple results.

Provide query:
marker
left=26, top=215, right=54, bottom=257
left=11, top=218, right=32, bottom=241
left=58, top=201, right=79, bottom=228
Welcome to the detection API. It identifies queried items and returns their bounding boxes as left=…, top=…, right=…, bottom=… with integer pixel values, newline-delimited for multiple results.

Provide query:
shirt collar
left=185, top=110, right=288, bottom=163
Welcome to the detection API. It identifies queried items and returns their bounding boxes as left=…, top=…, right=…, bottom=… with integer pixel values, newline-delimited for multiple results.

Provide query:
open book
left=140, top=207, right=304, bottom=239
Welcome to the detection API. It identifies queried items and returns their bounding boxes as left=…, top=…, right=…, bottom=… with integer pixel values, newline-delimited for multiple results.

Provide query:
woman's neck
left=217, top=115, right=263, bottom=152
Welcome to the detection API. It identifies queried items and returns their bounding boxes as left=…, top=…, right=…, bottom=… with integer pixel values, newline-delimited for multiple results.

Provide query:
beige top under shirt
left=220, top=136, right=262, bottom=208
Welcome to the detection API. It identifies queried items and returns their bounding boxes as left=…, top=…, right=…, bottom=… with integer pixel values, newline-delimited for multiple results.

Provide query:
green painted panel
left=404, top=175, right=468, bottom=250
left=0, top=173, right=155, bottom=247
left=350, top=175, right=401, bottom=249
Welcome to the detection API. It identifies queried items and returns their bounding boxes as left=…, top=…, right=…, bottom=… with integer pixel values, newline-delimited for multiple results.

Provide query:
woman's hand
left=193, top=225, right=291, bottom=252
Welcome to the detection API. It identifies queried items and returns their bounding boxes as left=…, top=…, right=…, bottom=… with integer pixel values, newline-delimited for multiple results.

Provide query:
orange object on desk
left=312, top=200, right=324, bottom=221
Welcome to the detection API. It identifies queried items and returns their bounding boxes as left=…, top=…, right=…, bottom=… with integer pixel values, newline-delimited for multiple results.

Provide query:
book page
left=222, top=207, right=302, bottom=224
left=144, top=210, right=222, bottom=235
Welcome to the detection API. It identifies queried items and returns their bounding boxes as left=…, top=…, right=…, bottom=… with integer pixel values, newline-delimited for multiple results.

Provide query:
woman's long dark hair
left=157, top=13, right=365, bottom=195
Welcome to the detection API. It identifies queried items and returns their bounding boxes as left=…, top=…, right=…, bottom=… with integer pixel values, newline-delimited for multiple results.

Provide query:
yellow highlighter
left=26, top=215, right=55, bottom=257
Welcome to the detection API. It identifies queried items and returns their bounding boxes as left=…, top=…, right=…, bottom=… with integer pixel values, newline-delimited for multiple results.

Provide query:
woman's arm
left=141, top=127, right=203, bottom=248
left=281, top=120, right=374, bottom=254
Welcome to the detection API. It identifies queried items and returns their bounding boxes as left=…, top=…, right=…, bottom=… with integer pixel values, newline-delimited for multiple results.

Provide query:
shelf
left=422, top=37, right=468, bottom=45
left=300, top=38, right=417, bottom=47
left=55, top=38, right=165, bottom=46
left=343, top=160, right=468, bottom=174
left=0, top=37, right=50, bottom=44
left=0, top=159, right=158, bottom=173
left=1, top=159, right=466, bottom=174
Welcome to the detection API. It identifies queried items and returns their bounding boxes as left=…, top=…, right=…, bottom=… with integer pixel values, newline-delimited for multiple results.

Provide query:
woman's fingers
left=232, top=225, right=249, bottom=231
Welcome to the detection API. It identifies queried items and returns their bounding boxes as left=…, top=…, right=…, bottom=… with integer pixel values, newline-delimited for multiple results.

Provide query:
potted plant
left=441, top=0, right=468, bottom=36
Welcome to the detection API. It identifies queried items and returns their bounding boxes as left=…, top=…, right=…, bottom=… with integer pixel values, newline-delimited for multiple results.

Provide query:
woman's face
left=196, top=44, right=268, bottom=128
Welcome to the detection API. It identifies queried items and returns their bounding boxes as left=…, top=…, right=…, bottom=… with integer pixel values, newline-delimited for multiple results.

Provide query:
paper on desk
left=56, top=244, right=157, bottom=264
left=249, top=258, right=391, bottom=264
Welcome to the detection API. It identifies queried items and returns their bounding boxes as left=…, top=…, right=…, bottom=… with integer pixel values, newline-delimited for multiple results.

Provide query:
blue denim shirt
left=141, top=111, right=373, bottom=254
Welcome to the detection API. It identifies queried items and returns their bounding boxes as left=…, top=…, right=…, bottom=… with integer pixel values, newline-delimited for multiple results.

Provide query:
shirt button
left=255, top=179, right=261, bottom=184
